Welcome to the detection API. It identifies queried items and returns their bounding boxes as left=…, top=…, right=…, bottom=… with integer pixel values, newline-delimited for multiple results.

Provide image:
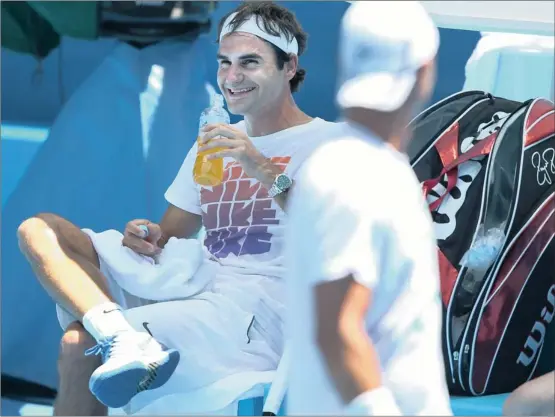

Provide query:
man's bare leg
left=503, top=371, right=555, bottom=416
left=55, top=323, right=106, bottom=416
left=17, top=213, right=115, bottom=414
left=17, top=212, right=113, bottom=317
left=18, top=212, right=180, bottom=409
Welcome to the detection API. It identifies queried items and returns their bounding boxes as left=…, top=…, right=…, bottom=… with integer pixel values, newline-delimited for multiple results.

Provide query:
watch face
left=276, top=174, right=292, bottom=189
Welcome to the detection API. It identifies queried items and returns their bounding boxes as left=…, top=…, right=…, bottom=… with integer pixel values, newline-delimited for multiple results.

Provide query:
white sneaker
left=85, top=331, right=180, bottom=408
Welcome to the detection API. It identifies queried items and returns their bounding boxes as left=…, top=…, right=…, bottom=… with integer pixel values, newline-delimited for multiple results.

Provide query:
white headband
left=219, top=12, right=299, bottom=55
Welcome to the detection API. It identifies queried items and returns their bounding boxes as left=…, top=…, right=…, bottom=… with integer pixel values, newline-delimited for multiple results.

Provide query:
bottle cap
left=138, top=224, right=149, bottom=239
left=211, top=93, right=225, bottom=108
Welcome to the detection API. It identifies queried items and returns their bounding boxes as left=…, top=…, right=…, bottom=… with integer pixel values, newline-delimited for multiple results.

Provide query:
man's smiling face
left=217, top=32, right=290, bottom=117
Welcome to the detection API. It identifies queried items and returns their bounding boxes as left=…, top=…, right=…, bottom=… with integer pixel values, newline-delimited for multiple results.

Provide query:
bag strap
left=422, top=124, right=497, bottom=211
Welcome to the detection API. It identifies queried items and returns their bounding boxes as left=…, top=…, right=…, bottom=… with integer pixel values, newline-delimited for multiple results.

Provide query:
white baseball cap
left=337, top=1, right=440, bottom=112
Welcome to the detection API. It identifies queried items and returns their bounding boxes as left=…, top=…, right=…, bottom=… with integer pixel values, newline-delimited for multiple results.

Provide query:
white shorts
left=56, top=256, right=155, bottom=331
left=56, top=256, right=282, bottom=415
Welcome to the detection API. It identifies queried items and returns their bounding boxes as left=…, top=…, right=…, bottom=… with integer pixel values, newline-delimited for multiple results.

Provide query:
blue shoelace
left=84, top=336, right=117, bottom=362
left=84, top=335, right=160, bottom=392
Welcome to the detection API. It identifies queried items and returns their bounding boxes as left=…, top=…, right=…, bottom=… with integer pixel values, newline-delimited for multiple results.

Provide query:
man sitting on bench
left=17, top=2, right=342, bottom=414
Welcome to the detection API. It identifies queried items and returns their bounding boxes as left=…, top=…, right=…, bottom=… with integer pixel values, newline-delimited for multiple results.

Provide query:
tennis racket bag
left=408, top=91, right=555, bottom=395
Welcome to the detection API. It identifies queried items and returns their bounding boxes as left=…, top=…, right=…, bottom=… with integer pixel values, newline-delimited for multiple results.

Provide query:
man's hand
left=122, top=219, right=163, bottom=256
left=199, top=123, right=293, bottom=210
left=199, top=123, right=270, bottom=182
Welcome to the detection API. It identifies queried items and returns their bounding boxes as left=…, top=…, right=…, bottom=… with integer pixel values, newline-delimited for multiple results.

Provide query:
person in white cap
left=17, top=1, right=343, bottom=415
left=285, top=1, right=453, bottom=415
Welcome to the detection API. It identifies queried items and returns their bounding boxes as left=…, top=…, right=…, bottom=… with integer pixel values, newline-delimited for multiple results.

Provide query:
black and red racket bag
left=408, top=91, right=555, bottom=395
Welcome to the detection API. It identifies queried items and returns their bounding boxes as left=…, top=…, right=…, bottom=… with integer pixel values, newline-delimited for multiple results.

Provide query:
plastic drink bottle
left=193, top=94, right=230, bottom=186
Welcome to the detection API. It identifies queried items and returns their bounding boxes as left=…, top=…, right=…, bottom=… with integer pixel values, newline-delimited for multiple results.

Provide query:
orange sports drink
left=193, top=94, right=230, bottom=186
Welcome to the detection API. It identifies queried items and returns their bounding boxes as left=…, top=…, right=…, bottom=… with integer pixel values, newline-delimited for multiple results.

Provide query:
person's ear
left=285, top=54, right=298, bottom=81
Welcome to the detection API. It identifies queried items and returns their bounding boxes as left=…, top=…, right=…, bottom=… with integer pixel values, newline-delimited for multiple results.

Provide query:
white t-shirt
left=285, top=122, right=452, bottom=415
left=165, top=118, right=346, bottom=310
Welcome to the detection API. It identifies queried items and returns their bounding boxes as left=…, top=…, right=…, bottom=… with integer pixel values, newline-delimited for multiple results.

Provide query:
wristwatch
left=268, top=173, right=293, bottom=198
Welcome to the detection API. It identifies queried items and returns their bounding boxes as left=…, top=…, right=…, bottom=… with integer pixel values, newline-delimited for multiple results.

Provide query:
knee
left=58, top=322, right=97, bottom=369
left=17, top=213, right=61, bottom=251
left=503, top=394, right=535, bottom=416
left=502, top=372, right=555, bottom=416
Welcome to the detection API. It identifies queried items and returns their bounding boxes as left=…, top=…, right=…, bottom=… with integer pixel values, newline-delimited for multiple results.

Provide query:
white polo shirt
left=285, top=122, right=453, bottom=415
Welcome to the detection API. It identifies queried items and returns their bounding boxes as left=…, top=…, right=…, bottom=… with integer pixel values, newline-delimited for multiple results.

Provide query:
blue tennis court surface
left=1, top=399, right=53, bottom=416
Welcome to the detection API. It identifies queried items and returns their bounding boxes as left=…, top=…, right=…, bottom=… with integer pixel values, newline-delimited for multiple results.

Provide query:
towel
left=83, top=228, right=215, bottom=301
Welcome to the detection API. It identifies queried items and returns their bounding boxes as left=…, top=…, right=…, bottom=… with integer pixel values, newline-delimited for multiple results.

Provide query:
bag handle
left=422, top=126, right=497, bottom=211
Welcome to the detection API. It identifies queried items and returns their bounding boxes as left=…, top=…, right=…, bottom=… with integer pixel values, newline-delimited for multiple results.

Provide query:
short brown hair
left=217, top=1, right=308, bottom=93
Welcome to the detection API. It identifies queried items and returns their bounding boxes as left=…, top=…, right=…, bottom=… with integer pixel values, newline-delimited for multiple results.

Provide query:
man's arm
left=157, top=203, right=203, bottom=248
left=287, top=147, right=403, bottom=414
left=160, top=138, right=204, bottom=247
left=123, top=140, right=203, bottom=255
left=123, top=204, right=202, bottom=255
left=313, top=261, right=403, bottom=416
left=315, top=275, right=381, bottom=403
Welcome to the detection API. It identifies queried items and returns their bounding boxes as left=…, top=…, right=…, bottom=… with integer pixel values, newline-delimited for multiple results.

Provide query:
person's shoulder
left=306, top=126, right=388, bottom=175
left=298, top=132, right=380, bottom=196
left=302, top=130, right=420, bottom=204
left=307, top=118, right=350, bottom=136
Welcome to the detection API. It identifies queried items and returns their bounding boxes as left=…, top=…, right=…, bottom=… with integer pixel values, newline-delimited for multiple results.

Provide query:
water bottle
left=193, top=94, right=230, bottom=186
